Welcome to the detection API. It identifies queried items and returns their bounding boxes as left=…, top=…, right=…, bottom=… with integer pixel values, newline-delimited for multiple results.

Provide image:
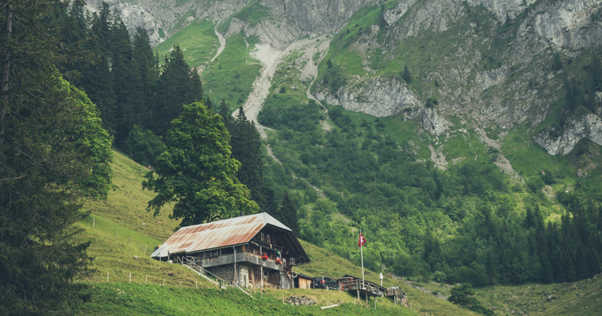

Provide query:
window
left=267, top=234, right=271, bottom=244
left=290, top=257, right=296, bottom=265
left=261, top=232, right=265, bottom=242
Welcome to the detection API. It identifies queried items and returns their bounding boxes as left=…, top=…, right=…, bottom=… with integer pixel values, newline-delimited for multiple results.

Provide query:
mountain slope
left=78, top=150, right=476, bottom=315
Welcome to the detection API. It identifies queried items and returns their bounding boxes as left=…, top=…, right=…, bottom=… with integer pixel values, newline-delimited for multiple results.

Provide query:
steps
left=183, top=264, right=219, bottom=286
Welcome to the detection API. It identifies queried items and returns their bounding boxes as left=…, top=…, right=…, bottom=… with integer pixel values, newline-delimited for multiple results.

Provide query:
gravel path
left=234, top=38, right=330, bottom=139
left=211, top=24, right=226, bottom=63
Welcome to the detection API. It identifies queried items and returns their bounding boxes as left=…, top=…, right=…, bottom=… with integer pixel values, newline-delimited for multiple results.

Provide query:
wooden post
left=92, top=218, right=95, bottom=227
left=260, top=245, right=263, bottom=288
left=162, top=278, right=165, bottom=286
left=129, top=273, right=131, bottom=283
left=144, top=245, right=147, bottom=255
left=282, top=294, right=284, bottom=305
left=107, top=272, right=109, bottom=283
left=233, top=246, right=237, bottom=285
left=357, top=289, right=359, bottom=300
left=196, top=279, right=198, bottom=289
left=374, top=297, right=376, bottom=310
left=145, top=275, right=147, bottom=284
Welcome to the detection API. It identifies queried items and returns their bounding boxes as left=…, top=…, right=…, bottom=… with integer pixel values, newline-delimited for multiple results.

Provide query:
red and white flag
left=358, top=232, right=366, bottom=247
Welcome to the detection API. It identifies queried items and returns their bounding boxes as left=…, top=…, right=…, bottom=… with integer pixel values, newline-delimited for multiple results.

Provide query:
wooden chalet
left=151, top=212, right=310, bottom=289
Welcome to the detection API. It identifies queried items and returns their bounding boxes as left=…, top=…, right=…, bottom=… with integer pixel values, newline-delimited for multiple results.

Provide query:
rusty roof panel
left=151, top=213, right=293, bottom=258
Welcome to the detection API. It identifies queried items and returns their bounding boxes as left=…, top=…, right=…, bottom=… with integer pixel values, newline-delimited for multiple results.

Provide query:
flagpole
left=360, top=229, right=364, bottom=285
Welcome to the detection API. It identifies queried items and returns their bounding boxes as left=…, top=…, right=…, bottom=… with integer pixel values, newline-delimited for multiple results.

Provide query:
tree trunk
left=2, top=4, right=12, bottom=93
left=0, top=4, right=12, bottom=144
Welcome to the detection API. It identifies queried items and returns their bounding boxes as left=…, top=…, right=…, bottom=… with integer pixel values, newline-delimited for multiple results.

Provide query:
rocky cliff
left=89, top=0, right=602, bottom=156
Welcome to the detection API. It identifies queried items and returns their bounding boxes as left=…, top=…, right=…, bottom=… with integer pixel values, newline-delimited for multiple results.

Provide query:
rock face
left=315, top=77, right=420, bottom=117
left=89, top=0, right=602, bottom=154
left=535, top=114, right=602, bottom=156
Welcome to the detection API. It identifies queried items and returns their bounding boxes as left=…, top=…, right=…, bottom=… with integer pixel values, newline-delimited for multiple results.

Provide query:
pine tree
left=279, top=191, right=299, bottom=233
left=219, top=98, right=230, bottom=126
left=111, top=14, right=135, bottom=145
left=402, top=64, right=412, bottom=83
left=80, top=3, right=116, bottom=134
left=153, top=44, right=203, bottom=136
left=132, top=27, right=158, bottom=130
left=229, top=107, right=264, bottom=208
left=0, top=1, right=113, bottom=312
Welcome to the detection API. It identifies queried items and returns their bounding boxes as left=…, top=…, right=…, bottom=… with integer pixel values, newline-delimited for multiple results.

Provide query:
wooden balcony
left=200, top=252, right=284, bottom=271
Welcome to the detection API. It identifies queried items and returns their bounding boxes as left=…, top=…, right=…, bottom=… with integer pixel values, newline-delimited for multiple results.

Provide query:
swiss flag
left=358, top=232, right=366, bottom=247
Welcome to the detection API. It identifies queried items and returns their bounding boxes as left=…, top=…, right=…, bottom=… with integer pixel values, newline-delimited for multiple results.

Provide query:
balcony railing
left=200, top=252, right=284, bottom=271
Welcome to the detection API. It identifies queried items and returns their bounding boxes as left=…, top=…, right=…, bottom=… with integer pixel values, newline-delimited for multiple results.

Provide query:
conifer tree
left=153, top=44, right=203, bottom=136
left=0, top=1, right=113, bottom=312
left=219, top=98, right=230, bottom=127
left=111, top=15, right=135, bottom=145
left=229, top=107, right=265, bottom=208
left=80, top=3, right=116, bottom=133
left=279, top=191, right=299, bottom=233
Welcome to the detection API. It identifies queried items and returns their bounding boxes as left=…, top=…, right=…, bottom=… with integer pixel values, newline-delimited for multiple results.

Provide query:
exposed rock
left=534, top=113, right=602, bottom=156
left=315, top=76, right=421, bottom=117
left=383, top=0, right=418, bottom=26
left=285, top=295, right=317, bottom=306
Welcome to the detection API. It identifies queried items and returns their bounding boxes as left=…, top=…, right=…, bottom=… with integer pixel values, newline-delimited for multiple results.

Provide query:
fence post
left=162, top=278, right=165, bottom=287
left=129, top=273, right=131, bottom=283
left=107, top=272, right=109, bottom=283
left=145, top=275, right=148, bottom=284
left=92, top=218, right=95, bottom=227
left=196, top=279, right=198, bottom=289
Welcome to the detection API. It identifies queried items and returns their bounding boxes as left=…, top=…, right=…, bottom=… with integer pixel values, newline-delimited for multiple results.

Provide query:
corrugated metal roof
left=151, top=212, right=291, bottom=258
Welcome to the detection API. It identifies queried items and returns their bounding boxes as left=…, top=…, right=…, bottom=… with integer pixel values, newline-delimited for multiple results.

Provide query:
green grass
left=80, top=283, right=417, bottom=315
left=77, top=150, right=477, bottom=315
left=202, top=33, right=261, bottom=111
left=155, top=20, right=219, bottom=68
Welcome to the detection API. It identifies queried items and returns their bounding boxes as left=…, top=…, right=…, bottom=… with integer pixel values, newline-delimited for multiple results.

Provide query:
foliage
left=153, top=44, right=203, bottom=136
left=448, top=284, right=494, bottom=316
left=0, top=1, right=112, bottom=313
left=143, top=102, right=258, bottom=227
left=125, top=125, right=166, bottom=168
left=229, top=107, right=265, bottom=209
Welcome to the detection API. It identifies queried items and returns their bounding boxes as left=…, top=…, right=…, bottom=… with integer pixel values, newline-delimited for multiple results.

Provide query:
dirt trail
left=234, top=37, right=330, bottom=139
left=301, top=39, right=330, bottom=110
left=211, top=24, right=226, bottom=63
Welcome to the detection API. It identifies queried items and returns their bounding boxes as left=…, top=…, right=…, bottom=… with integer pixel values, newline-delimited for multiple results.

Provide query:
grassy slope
left=155, top=20, right=260, bottom=112
left=77, top=151, right=475, bottom=315
left=202, top=34, right=262, bottom=112
left=406, top=275, right=602, bottom=316
left=155, top=20, right=219, bottom=69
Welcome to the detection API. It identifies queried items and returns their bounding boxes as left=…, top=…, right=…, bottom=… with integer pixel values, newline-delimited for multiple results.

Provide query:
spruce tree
left=132, top=27, right=158, bottom=130
left=153, top=44, right=203, bottom=136
left=402, top=64, right=412, bottom=83
left=80, top=4, right=116, bottom=134
left=219, top=98, right=230, bottom=127
left=279, top=191, right=299, bottom=233
left=0, top=1, right=113, bottom=312
left=229, top=107, right=264, bottom=208
left=111, top=15, right=135, bottom=145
